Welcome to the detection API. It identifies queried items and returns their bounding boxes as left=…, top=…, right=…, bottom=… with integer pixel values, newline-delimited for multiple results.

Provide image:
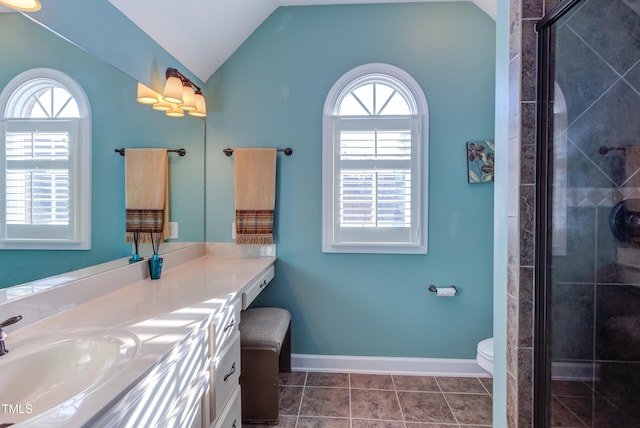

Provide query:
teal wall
left=0, top=13, right=205, bottom=288
left=205, top=3, right=496, bottom=358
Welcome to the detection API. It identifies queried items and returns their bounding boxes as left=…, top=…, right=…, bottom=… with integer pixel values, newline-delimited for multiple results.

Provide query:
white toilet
left=476, top=338, right=494, bottom=376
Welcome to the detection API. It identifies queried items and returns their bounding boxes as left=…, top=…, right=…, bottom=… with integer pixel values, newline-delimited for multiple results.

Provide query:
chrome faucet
left=0, top=315, right=22, bottom=356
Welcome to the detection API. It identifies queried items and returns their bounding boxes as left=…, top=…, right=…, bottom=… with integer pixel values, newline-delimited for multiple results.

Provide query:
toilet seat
left=476, top=338, right=494, bottom=376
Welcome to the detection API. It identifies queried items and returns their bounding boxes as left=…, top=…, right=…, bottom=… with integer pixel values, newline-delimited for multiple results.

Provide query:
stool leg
left=241, top=348, right=280, bottom=424
left=279, top=321, right=291, bottom=373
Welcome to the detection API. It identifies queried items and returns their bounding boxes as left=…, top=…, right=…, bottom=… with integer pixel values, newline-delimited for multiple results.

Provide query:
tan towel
left=124, top=148, right=170, bottom=243
left=234, top=148, right=277, bottom=244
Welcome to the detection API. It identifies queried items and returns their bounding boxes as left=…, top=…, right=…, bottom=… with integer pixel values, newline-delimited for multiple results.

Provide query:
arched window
left=322, top=64, right=428, bottom=254
left=0, top=68, right=91, bottom=249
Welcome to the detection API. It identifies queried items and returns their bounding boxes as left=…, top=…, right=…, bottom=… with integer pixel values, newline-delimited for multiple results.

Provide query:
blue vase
left=148, top=254, right=163, bottom=280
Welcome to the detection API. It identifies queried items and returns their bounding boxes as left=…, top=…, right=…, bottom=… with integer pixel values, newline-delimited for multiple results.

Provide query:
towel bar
left=115, top=148, right=186, bottom=156
left=223, top=148, right=292, bottom=157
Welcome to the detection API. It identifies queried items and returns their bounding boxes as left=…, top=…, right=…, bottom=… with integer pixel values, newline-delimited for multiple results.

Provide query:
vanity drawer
left=212, top=386, right=241, bottom=428
left=177, top=328, right=209, bottom=396
left=169, top=371, right=209, bottom=428
left=209, top=298, right=241, bottom=357
left=210, top=331, right=241, bottom=422
left=242, top=265, right=274, bottom=310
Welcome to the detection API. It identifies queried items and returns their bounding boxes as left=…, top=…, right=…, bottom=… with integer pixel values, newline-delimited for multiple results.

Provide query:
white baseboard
left=291, top=353, right=490, bottom=378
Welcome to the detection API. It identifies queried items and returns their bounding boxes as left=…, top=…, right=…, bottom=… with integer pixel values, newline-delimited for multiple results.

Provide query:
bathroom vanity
left=0, top=243, right=275, bottom=427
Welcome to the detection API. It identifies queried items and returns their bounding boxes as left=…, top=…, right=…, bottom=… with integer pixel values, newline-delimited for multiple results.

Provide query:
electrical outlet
left=169, top=222, right=178, bottom=239
left=232, top=222, right=236, bottom=240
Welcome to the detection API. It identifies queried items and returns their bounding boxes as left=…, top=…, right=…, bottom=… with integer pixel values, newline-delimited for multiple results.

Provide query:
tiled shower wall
left=507, top=0, right=557, bottom=425
left=508, top=0, right=640, bottom=426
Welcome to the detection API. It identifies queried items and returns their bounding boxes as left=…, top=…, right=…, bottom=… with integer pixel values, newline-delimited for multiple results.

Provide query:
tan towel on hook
left=234, top=148, right=277, bottom=244
left=124, top=148, right=170, bottom=243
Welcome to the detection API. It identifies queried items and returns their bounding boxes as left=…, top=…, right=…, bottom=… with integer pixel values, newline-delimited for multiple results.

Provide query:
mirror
left=0, top=12, right=206, bottom=292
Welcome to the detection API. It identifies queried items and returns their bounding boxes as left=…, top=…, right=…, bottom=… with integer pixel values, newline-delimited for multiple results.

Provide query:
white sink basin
left=0, top=330, right=138, bottom=424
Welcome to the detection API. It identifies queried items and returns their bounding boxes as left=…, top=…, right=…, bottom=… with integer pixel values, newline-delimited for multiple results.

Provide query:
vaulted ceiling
left=108, top=0, right=496, bottom=83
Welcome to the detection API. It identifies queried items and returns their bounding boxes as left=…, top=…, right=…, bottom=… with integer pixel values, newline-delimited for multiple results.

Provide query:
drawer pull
left=223, top=319, right=236, bottom=332
left=223, top=362, right=237, bottom=382
left=259, top=279, right=268, bottom=289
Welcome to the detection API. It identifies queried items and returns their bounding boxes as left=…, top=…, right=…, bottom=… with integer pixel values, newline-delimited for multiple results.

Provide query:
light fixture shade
left=180, top=86, right=197, bottom=111
left=0, top=0, right=41, bottom=11
left=152, top=97, right=172, bottom=111
left=189, top=93, right=207, bottom=117
left=163, top=76, right=183, bottom=104
left=136, top=82, right=160, bottom=105
left=166, top=103, right=185, bottom=117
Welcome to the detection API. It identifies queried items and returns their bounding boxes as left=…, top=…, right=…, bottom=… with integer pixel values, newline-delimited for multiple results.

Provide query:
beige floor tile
left=352, top=419, right=406, bottom=428
left=351, top=373, right=394, bottom=390
left=437, top=377, right=487, bottom=394
left=279, top=371, right=307, bottom=386
left=350, top=389, right=403, bottom=421
left=306, top=372, right=350, bottom=387
left=479, top=377, right=493, bottom=394
left=296, top=416, right=351, bottom=428
left=445, top=393, right=493, bottom=425
left=398, top=391, right=457, bottom=424
left=405, top=424, right=459, bottom=428
left=299, top=386, right=350, bottom=418
left=393, top=375, right=440, bottom=392
left=279, top=385, right=303, bottom=416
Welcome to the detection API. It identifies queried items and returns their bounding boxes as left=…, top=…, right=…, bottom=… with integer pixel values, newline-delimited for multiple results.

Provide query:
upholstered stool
left=239, top=307, right=292, bottom=424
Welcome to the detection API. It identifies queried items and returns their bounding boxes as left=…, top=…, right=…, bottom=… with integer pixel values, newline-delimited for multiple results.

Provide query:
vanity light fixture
left=0, top=0, right=41, bottom=11
left=180, top=85, right=197, bottom=111
left=162, top=69, right=184, bottom=104
left=136, top=82, right=159, bottom=105
left=166, top=104, right=185, bottom=117
left=152, top=98, right=172, bottom=111
left=136, top=68, right=206, bottom=118
left=189, top=91, right=207, bottom=118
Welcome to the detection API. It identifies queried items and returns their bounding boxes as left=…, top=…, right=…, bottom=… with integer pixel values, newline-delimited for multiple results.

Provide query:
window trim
left=0, top=68, right=91, bottom=250
left=322, top=63, right=429, bottom=254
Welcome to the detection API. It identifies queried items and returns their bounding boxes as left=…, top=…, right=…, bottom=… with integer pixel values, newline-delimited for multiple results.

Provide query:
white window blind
left=3, top=120, right=75, bottom=239
left=0, top=69, right=91, bottom=250
left=323, top=64, right=428, bottom=254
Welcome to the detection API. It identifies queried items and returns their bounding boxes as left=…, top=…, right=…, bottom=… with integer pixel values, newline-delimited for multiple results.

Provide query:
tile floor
left=550, top=379, right=638, bottom=428
left=246, top=371, right=493, bottom=428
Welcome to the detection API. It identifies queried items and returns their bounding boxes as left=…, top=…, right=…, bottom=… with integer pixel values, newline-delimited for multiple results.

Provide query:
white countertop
left=0, top=245, right=276, bottom=427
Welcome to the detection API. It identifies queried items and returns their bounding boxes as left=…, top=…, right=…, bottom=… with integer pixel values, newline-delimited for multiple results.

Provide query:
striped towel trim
left=236, top=209, right=274, bottom=244
left=125, top=209, right=164, bottom=242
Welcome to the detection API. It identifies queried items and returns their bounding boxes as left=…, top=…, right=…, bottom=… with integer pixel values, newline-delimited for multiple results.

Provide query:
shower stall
left=535, top=0, right=640, bottom=426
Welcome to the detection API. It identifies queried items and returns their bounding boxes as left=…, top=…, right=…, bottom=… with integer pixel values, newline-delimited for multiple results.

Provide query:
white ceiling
left=108, top=0, right=496, bottom=83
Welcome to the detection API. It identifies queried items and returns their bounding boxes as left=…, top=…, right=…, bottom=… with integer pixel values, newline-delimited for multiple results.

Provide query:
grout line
left=479, top=377, right=492, bottom=396
left=435, top=376, right=461, bottom=427
left=293, top=371, right=308, bottom=428
left=348, top=373, right=352, bottom=428
left=552, top=396, right=589, bottom=428
left=390, top=374, right=408, bottom=428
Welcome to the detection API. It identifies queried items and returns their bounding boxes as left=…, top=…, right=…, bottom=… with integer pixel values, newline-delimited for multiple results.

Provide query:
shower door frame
left=534, top=0, right=583, bottom=426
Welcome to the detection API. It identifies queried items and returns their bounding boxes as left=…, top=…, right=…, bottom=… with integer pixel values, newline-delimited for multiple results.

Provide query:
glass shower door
left=535, top=0, right=640, bottom=426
